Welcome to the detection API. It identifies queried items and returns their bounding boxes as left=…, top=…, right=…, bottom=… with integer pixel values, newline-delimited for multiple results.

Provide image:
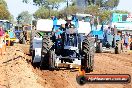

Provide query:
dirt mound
left=0, top=45, right=44, bottom=88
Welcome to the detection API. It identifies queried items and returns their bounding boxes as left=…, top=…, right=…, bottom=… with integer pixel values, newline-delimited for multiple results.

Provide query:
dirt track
left=0, top=44, right=132, bottom=88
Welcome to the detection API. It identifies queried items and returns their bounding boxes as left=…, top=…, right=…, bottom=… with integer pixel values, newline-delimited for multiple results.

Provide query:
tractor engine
left=59, top=28, right=80, bottom=63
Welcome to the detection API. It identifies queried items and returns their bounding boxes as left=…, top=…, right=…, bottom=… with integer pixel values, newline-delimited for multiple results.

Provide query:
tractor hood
left=77, top=21, right=91, bottom=35
left=36, top=19, right=53, bottom=32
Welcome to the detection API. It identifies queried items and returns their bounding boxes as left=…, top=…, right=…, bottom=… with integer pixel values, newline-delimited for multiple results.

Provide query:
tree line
left=0, top=0, right=13, bottom=21
left=26, top=0, right=129, bottom=24
left=0, top=0, right=130, bottom=25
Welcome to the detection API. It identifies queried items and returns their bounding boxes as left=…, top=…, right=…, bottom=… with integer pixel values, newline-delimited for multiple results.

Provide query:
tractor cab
left=52, top=16, right=79, bottom=54
left=0, top=20, right=13, bottom=32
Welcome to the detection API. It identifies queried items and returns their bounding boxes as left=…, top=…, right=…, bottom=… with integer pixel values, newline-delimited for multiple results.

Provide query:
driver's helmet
left=66, top=15, right=72, bottom=21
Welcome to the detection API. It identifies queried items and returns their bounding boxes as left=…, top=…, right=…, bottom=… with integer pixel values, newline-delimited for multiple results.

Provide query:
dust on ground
left=0, top=44, right=131, bottom=88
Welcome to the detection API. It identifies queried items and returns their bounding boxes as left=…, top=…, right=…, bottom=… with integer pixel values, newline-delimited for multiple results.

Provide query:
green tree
left=87, top=0, right=96, bottom=5
left=112, top=10, right=129, bottom=14
left=23, top=0, right=63, bottom=9
left=0, top=0, right=10, bottom=20
left=85, top=5, right=100, bottom=16
left=9, top=14, right=14, bottom=22
left=98, top=10, right=129, bottom=24
left=34, top=7, right=59, bottom=19
left=60, top=5, right=78, bottom=15
left=17, top=11, right=32, bottom=25
left=99, top=10, right=112, bottom=24
left=105, top=0, right=120, bottom=10
left=86, top=0, right=120, bottom=10
left=0, top=0, right=7, bottom=8
left=84, top=5, right=129, bottom=24
left=0, top=4, right=10, bottom=19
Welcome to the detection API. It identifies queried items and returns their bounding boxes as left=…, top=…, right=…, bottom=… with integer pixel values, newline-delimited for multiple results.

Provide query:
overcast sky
left=5, top=0, right=132, bottom=19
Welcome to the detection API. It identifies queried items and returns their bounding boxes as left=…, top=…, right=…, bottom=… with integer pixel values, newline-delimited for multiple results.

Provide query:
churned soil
left=0, top=44, right=131, bottom=88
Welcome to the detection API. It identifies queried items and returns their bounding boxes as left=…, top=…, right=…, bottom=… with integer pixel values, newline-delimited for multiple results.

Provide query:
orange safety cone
left=78, top=67, right=85, bottom=76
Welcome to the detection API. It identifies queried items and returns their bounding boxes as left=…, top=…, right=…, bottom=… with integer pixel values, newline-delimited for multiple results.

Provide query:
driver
left=64, top=16, right=77, bottom=46
left=65, top=16, right=75, bottom=29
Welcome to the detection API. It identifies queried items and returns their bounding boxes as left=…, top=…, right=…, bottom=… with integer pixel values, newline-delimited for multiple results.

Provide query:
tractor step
left=102, top=47, right=115, bottom=53
left=56, top=56, right=82, bottom=59
left=56, top=63, right=81, bottom=69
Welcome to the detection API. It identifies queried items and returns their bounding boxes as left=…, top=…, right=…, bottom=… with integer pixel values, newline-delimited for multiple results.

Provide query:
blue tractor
left=14, top=25, right=32, bottom=44
left=31, top=15, right=95, bottom=73
left=91, top=24, right=122, bottom=54
left=14, top=26, right=23, bottom=40
left=0, top=20, right=18, bottom=46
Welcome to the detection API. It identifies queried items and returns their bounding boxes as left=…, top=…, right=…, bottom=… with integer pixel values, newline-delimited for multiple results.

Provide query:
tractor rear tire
left=22, top=36, right=26, bottom=44
left=130, top=42, right=132, bottom=50
left=29, top=30, right=34, bottom=56
left=19, top=32, right=24, bottom=44
left=40, top=35, right=53, bottom=70
left=115, top=41, right=121, bottom=54
left=81, top=37, right=95, bottom=73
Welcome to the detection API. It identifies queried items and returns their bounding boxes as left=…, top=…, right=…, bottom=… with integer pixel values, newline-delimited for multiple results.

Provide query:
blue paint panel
left=105, top=34, right=113, bottom=46
left=92, top=31, right=104, bottom=39
left=53, top=25, right=63, bottom=37
left=8, top=31, right=15, bottom=38
left=53, top=17, right=58, bottom=26
left=115, top=35, right=121, bottom=41
left=98, top=35, right=104, bottom=39
left=106, top=34, right=113, bottom=42
left=72, top=16, right=79, bottom=28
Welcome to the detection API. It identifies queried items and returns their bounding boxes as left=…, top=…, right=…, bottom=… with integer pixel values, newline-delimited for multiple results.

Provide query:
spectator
left=0, top=26, right=5, bottom=36
left=106, top=27, right=111, bottom=34
left=124, top=32, right=129, bottom=49
left=111, top=28, right=114, bottom=35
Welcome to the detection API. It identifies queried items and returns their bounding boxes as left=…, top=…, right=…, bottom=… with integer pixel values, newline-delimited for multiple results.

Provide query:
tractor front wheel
left=81, top=37, right=95, bottom=73
left=96, top=42, right=103, bottom=53
left=115, top=41, right=121, bottom=54
left=40, top=35, right=53, bottom=70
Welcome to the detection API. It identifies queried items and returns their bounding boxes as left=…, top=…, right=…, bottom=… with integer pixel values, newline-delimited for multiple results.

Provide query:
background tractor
left=14, top=24, right=32, bottom=44
left=30, top=14, right=95, bottom=73
left=0, top=20, right=18, bottom=46
left=85, top=14, right=123, bottom=54
left=91, top=25, right=123, bottom=54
